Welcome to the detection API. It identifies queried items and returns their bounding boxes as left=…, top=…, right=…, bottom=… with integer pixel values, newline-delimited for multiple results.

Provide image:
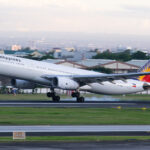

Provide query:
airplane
left=0, top=54, right=150, bottom=102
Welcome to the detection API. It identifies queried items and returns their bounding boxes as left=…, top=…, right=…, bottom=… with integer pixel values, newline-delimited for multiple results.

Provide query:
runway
left=1, top=141, right=150, bottom=150
left=0, top=125, right=150, bottom=136
left=0, top=125, right=150, bottom=150
left=0, top=100, right=149, bottom=108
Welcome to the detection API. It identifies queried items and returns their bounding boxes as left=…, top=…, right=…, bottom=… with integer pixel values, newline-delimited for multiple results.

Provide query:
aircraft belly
left=88, top=81, right=144, bottom=95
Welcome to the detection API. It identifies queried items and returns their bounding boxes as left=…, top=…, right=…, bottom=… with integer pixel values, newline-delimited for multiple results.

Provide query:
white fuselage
left=0, top=54, right=146, bottom=95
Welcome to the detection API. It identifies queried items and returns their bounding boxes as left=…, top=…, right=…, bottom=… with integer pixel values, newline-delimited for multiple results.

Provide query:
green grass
left=0, top=94, right=50, bottom=100
left=0, top=93, right=149, bottom=101
left=0, top=93, right=102, bottom=101
left=0, top=107, right=149, bottom=125
left=1, top=136, right=150, bottom=142
left=24, top=136, right=150, bottom=141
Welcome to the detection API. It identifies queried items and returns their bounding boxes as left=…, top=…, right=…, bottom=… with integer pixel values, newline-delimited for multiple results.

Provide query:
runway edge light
left=116, top=106, right=122, bottom=110
left=141, top=107, right=147, bottom=111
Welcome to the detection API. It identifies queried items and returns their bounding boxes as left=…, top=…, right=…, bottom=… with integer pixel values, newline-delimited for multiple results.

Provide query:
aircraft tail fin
left=138, top=60, right=150, bottom=82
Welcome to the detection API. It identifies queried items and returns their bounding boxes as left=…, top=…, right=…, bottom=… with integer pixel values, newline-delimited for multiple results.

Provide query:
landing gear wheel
left=72, top=92, right=80, bottom=98
left=52, top=96, right=60, bottom=102
left=47, top=92, right=55, bottom=97
left=77, top=97, right=85, bottom=103
left=72, top=91, right=85, bottom=103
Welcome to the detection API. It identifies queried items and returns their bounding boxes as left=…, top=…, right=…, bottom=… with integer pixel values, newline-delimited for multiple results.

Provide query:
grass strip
left=1, top=136, right=150, bottom=142
left=0, top=107, right=149, bottom=125
left=0, top=93, right=149, bottom=101
left=0, top=94, right=50, bottom=101
left=26, top=136, right=150, bottom=141
left=0, top=94, right=100, bottom=101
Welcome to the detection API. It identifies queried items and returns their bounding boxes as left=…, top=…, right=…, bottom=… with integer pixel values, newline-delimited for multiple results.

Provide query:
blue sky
left=0, top=0, right=150, bottom=35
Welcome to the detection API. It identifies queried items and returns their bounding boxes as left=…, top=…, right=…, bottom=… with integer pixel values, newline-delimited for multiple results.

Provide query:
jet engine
left=53, top=77, right=79, bottom=90
left=143, top=83, right=150, bottom=90
left=11, top=79, right=36, bottom=89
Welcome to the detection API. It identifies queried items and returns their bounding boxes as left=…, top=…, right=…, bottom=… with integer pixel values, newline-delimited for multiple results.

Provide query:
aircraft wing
left=41, top=72, right=150, bottom=83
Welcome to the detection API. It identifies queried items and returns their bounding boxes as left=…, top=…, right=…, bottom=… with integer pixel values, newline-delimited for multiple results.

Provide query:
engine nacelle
left=143, top=83, right=150, bottom=90
left=53, top=77, right=79, bottom=90
left=11, top=79, right=36, bottom=89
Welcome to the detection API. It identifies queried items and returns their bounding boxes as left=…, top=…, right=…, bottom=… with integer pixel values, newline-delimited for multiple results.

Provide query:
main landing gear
left=47, top=92, right=60, bottom=102
left=71, top=92, right=85, bottom=103
left=47, top=89, right=85, bottom=103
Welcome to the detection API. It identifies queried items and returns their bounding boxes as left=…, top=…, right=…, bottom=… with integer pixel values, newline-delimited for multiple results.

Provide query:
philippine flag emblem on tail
left=132, top=83, right=136, bottom=88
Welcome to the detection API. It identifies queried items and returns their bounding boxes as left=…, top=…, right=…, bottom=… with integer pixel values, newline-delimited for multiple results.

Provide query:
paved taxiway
left=0, top=125, right=150, bottom=136
left=1, top=141, right=150, bottom=150
left=0, top=100, right=149, bottom=108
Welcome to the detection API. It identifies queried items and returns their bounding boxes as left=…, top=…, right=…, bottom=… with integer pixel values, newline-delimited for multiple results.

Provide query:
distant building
left=11, top=45, right=21, bottom=51
left=3, top=50, right=44, bottom=58
left=43, top=59, right=65, bottom=64
left=0, top=50, right=4, bottom=54
left=52, top=47, right=97, bottom=61
left=74, top=51, right=97, bottom=61
left=4, top=50, right=16, bottom=55
left=65, top=51, right=97, bottom=61
left=77, top=59, right=140, bottom=73
left=100, top=61, right=139, bottom=73
left=14, top=52, right=28, bottom=57
left=127, top=60, right=149, bottom=68
left=53, top=48, right=62, bottom=58
left=43, top=59, right=87, bottom=69
left=77, top=59, right=115, bottom=68
left=53, top=48, right=75, bottom=59
left=65, top=47, right=75, bottom=52
left=55, top=60, right=87, bottom=69
left=30, top=51, right=44, bottom=58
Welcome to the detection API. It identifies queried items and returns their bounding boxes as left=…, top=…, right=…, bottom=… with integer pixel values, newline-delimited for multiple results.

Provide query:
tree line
left=93, top=50, right=150, bottom=62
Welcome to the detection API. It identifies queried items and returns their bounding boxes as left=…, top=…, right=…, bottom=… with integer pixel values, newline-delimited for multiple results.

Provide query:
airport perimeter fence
left=0, top=87, right=88, bottom=95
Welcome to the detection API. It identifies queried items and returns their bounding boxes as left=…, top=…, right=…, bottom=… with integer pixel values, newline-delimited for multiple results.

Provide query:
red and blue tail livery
left=138, top=60, right=150, bottom=83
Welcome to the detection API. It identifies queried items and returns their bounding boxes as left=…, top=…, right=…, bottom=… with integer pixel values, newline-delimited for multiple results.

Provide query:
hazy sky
left=0, top=0, right=150, bottom=35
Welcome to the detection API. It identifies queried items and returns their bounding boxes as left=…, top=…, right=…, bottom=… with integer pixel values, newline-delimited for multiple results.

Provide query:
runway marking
left=0, top=125, right=150, bottom=136
left=0, top=125, right=149, bottom=132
